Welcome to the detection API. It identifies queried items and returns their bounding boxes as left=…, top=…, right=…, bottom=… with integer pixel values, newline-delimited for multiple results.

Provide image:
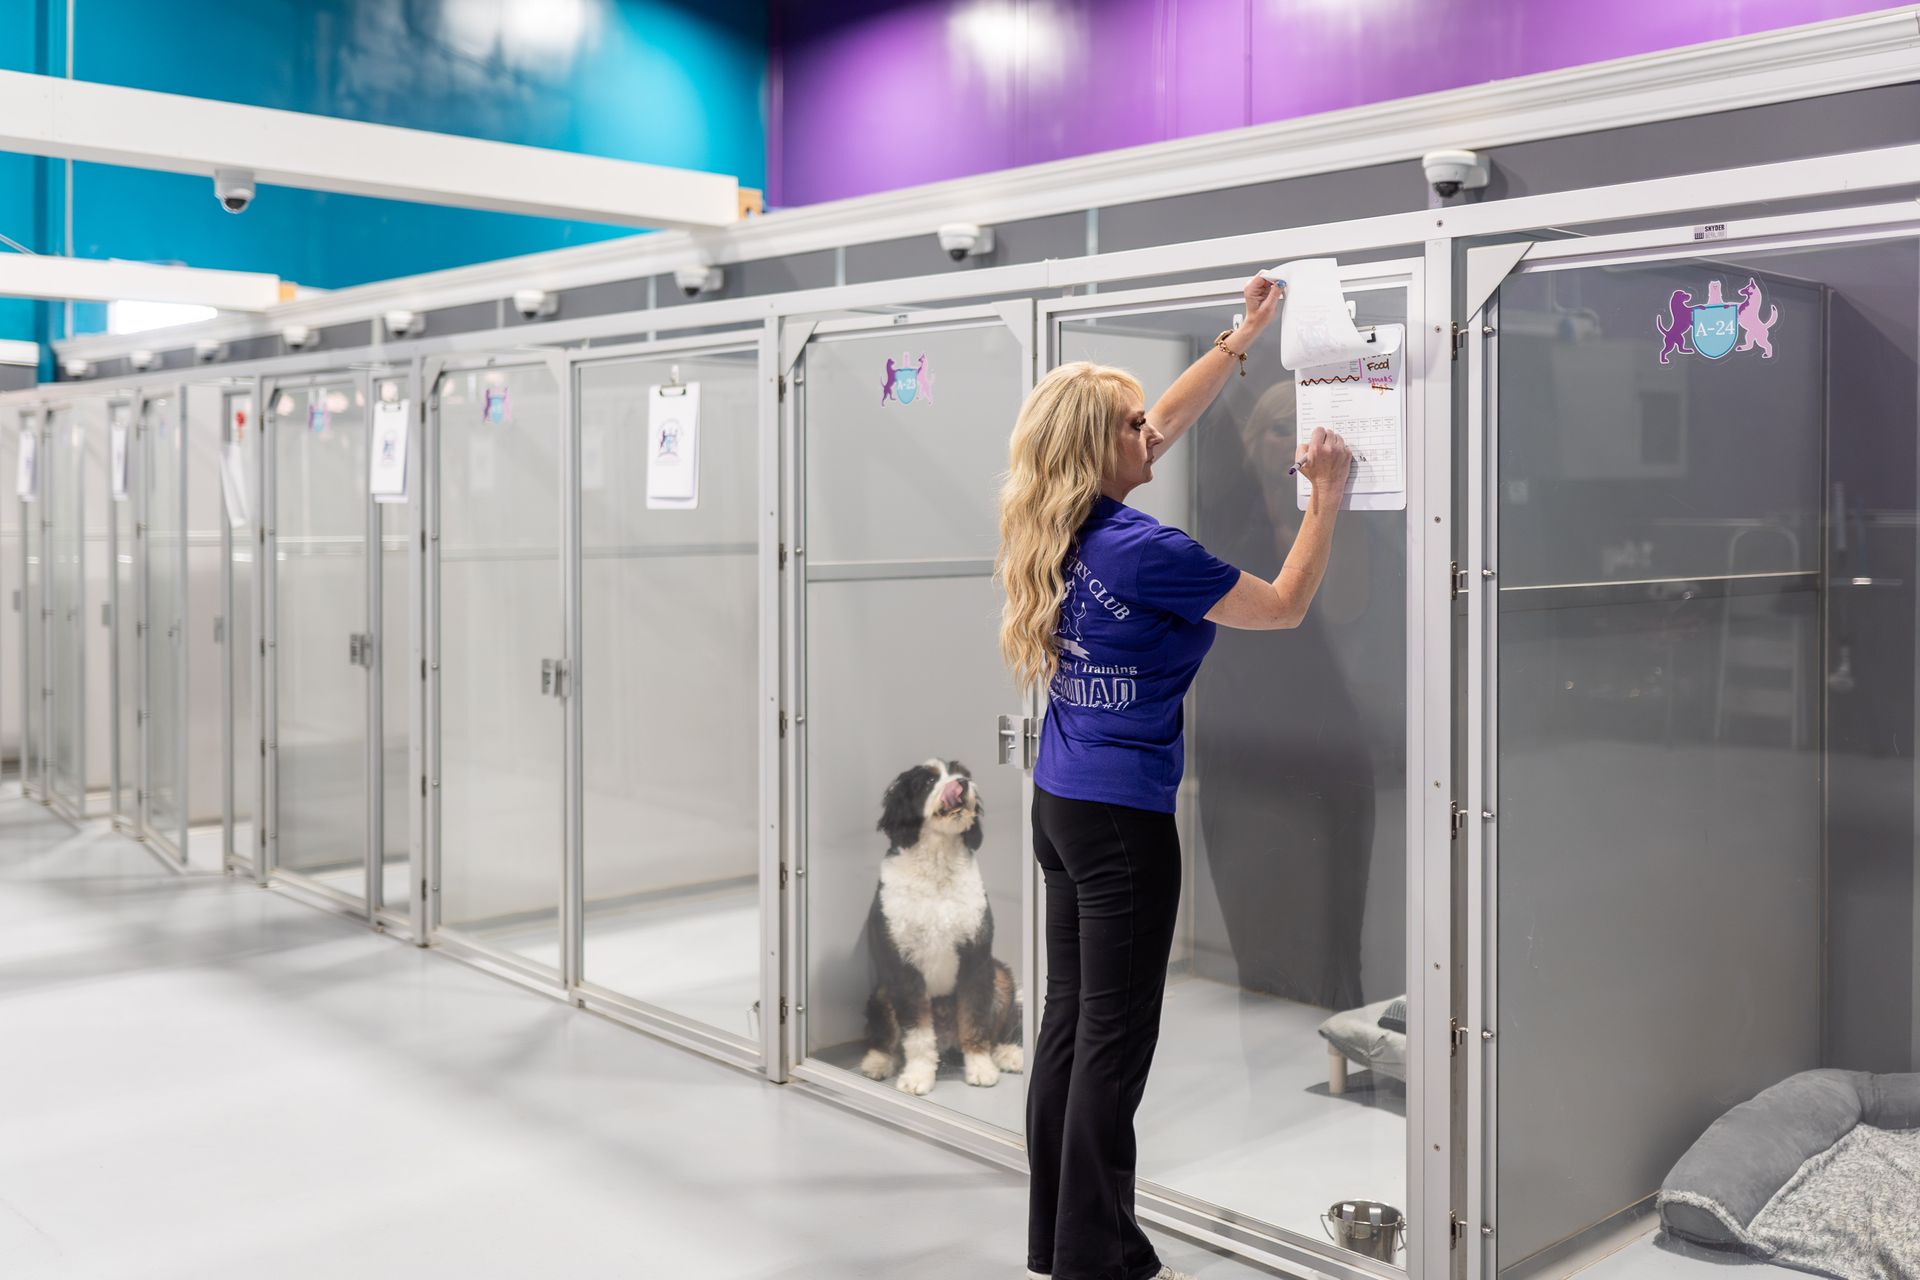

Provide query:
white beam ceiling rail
left=0, top=339, right=39, bottom=366
left=0, top=254, right=281, bottom=310
left=0, top=70, right=740, bottom=230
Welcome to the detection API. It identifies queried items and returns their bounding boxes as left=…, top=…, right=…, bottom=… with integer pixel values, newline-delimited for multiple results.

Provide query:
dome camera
left=673, top=264, right=723, bottom=298
left=1422, top=149, right=1488, bottom=201
left=936, top=222, right=993, bottom=262
left=512, top=288, right=557, bottom=320
left=214, top=168, right=256, bottom=214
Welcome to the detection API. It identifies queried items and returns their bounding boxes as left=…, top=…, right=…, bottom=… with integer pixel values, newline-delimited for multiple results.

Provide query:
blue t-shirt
left=1033, top=496, right=1243, bottom=813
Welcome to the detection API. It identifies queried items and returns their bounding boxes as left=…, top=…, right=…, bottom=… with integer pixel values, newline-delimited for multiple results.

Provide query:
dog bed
left=1657, top=1069, right=1920, bottom=1280
left=1317, top=996, right=1407, bottom=1093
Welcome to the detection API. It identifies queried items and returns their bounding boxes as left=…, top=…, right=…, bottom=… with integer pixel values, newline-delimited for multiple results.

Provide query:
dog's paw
left=963, top=1052, right=1000, bottom=1087
left=896, top=1062, right=937, bottom=1096
left=992, top=1043, right=1024, bottom=1073
left=859, top=1050, right=897, bottom=1081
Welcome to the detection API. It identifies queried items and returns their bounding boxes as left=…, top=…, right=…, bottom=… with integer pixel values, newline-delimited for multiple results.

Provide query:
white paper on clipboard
left=1296, top=323, right=1407, bottom=512
left=110, top=421, right=129, bottom=500
left=16, top=427, right=36, bottom=501
left=220, top=441, right=250, bottom=528
left=647, top=381, right=700, bottom=510
left=369, top=400, right=410, bottom=502
left=1270, top=257, right=1376, bottom=371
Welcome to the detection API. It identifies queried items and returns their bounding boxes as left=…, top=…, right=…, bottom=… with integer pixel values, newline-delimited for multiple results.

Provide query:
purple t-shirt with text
left=1033, top=496, right=1242, bottom=813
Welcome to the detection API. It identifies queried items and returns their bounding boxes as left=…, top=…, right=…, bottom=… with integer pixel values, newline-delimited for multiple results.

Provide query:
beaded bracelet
left=1212, top=331, right=1247, bottom=376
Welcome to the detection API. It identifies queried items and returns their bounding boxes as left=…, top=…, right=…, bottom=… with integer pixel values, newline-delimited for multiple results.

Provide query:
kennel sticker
left=369, top=399, right=410, bottom=502
left=646, top=381, right=700, bottom=510
left=482, top=383, right=511, bottom=425
left=881, top=353, right=934, bottom=406
left=1656, top=277, right=1779, bottom=364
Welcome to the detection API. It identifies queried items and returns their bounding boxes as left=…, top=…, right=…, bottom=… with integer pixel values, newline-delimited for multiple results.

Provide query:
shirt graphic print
left=1034, top=496, right=1241, bottom=814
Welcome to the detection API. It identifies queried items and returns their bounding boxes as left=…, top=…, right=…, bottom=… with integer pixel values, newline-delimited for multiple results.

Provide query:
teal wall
left=1, top=0, right=767, bottom=362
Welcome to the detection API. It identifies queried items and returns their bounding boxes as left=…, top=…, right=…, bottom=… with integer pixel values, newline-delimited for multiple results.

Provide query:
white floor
left=0, top=790, right=1270, bottom=1280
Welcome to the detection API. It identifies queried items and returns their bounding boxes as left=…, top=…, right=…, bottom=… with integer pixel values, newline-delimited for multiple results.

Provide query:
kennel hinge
left=1450, top=802, right=1466, bottom=840
left=1450, top=561, right=1469, bottom=599
left=1450, top=1212, right=1465, bottom=1247
left=1451, top=321, right=1466, bottom=361
left=778, top=997, right=789, bottom=1025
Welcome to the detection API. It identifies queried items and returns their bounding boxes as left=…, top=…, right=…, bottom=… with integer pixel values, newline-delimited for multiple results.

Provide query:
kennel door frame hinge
left=1450, top=1212, right=1465, bottom=1248
left=1450, top=561, right=1469, bottom=599
left=1450, top=1018, right=1469, bottom=1057
left=778, top=997, right=789, bottom=1025
left=1450, top=801, right=1466, bottom=840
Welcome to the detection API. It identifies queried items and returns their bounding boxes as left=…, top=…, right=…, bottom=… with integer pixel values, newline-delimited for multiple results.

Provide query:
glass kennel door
left=44, top=404, right=86, bottom=821
left=426, top=355, right=570, bottom=978
left=788, top=305, right=1037, bottom=1139
left=108, top=401, right=139, bottom=833
left=141, top=389, right=189, bottom=861
left=263, top=374, right=376, bottom=910
left=1466, top=216, right=1920, bottom=1279
left=19, top=408, right=44, bottom=802
left=1045, top=267, right=1425, bottom=1271
left=573, top=337, right=770, bottom=1059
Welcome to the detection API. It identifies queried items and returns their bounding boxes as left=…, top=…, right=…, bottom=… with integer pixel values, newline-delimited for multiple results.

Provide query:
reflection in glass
left=1057, top=289, right=1410, bottom=1255
left=378, top=379, right=413, bottom=915
left=112, top=405, right=139, bottom=826
left=273, top=382, right=369, bottom=900
left=435, top=363, right=564, bottom=966
left=47, top=408, right=86, bottom=815
left=577, top=350, right=762, bottom=1039
left=226, top=396, right=257, bottom=867
left=800, top=322, right=1030, bottom=1133
left=1494, top=243, right=1919, bottom=1277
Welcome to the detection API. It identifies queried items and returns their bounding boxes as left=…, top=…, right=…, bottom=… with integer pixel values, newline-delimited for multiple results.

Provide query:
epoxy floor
left=0, top=787, right=1277, bottom=1280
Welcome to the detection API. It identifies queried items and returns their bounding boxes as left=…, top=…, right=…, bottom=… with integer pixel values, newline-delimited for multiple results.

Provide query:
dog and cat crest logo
left=881, top=353, right=934, bottom=405
left=1656, top=276, right=1780, bottom=365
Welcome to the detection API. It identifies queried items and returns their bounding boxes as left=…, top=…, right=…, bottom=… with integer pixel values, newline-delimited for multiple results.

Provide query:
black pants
left=1027, top=786, right=1182, bottom=1280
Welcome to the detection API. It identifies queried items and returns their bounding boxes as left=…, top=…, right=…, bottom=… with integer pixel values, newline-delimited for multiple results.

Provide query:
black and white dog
left=860, top=759, right=1024, bottom=1095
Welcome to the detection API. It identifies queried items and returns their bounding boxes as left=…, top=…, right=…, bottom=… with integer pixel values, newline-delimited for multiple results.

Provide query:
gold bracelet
left=1212, top=332, right=1247, bottom=377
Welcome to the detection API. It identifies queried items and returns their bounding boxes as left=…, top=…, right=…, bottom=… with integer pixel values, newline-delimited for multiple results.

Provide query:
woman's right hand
left=1294, top=426, right=1352, bottom=495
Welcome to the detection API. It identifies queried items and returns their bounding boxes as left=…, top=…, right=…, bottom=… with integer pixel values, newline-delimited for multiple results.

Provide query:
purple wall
left=768, top=0, right=1901, bottom=207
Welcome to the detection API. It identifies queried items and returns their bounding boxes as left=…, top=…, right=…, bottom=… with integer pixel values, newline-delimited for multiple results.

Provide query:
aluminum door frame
left=561, top=327, right=775, bottom=1073
left=105, top=397, right=135, bottom=834
left=218, top=382, right=255, bottom=877
left=420, top=349, right=574, bottom=991
left=1457, top=203, right=1920, bottom=1280
left=1036, top=262, right=1440, bottom=1280
left=256, top=368, right=395, bottom=923
left=779, top=299, right=1039, bottom=1162
left=17, top=405, right=44, bottom=805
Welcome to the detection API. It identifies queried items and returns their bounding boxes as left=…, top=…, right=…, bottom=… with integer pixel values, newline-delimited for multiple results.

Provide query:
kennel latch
left=997, top=714, right=1039, bottom=770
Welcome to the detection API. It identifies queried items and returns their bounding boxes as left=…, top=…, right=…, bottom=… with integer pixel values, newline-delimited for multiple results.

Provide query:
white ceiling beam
left=0, top=69, right=740, bottom=230
left=0, top=254, right=282, bottom=310
left=0, top=339, right=39, bottom=366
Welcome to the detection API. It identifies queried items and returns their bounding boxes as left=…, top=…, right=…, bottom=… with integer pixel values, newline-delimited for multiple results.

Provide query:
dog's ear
left=877, top=769, right=926, bottom=850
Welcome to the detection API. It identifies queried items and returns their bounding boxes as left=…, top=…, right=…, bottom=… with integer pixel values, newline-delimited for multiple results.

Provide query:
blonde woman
left=997, top=274, right=1350, bottom=1280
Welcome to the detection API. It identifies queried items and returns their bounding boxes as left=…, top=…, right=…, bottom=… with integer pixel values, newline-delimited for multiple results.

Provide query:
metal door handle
left=540, top=658, right=557, bottom=696
left=997, top=714, right=1020, bottom=766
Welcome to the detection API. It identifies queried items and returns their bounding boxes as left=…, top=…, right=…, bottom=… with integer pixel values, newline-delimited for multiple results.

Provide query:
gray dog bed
left=1658, top=1069, right=1920, bottom=1280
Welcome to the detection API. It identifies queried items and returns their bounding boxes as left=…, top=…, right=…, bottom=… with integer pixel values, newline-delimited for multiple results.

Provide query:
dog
left=860, top=759, right=1023, bottom=1096
left=1655, top=289, right=1694, bottom=365
left=1736, top=277, right=1778, bottom=359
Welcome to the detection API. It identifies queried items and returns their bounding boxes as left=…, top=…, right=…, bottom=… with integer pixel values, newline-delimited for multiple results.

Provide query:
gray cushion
left=1659, top=1069, right=1920, bottom=1248
left=1318, top=997, right=1407, bottom=1083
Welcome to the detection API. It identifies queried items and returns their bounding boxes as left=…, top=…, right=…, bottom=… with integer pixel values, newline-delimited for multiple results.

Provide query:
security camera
left=214, top=168, right=256, bottom=214
left=62, top=358, right=90, bottom=380
left=673, top=264, right=723, bottom=298
left=937, top=222, right=993, bottom=261
left=282, top=324, right=315, bottom=351
left=129, top=350, right=159, bottom=373
left=1422, top=149, right=1489, bottom=201
left=512, top=288, right=557, bottom=320
left=383, top=309, right=424, bottom=340
left=194, top=338, right=226, bottom=364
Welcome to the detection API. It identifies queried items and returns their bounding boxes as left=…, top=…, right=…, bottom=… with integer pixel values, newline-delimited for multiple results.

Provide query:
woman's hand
left=1294, top=426, right=1352, bottom=496
left=1231, top=274, right=1286, bottom=351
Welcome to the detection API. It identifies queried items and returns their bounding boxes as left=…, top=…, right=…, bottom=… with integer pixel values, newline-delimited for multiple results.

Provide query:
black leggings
left=1027, top=786, right=1181, bottom=1280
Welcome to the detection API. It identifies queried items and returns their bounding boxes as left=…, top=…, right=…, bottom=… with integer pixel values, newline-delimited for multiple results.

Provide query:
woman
left=996, top=273, right=1350, bottom=1280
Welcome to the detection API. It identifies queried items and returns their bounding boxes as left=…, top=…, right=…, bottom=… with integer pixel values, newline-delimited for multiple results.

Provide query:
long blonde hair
left=996, top=361, right=1142, bottom=695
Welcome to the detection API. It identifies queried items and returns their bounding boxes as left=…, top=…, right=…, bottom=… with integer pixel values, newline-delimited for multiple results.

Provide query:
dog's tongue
left=940, top=780, right=965, bottom=811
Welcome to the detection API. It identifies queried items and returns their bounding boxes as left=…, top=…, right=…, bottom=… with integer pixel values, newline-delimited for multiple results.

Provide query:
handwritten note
left=1296, top=324, right=1407, bottom=512
left=1272, top=257, right=1374, bottom=371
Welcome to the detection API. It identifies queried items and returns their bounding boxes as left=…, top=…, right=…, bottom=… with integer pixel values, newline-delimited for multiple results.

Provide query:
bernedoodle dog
left=860, top=759, right=1024, bottom=1095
